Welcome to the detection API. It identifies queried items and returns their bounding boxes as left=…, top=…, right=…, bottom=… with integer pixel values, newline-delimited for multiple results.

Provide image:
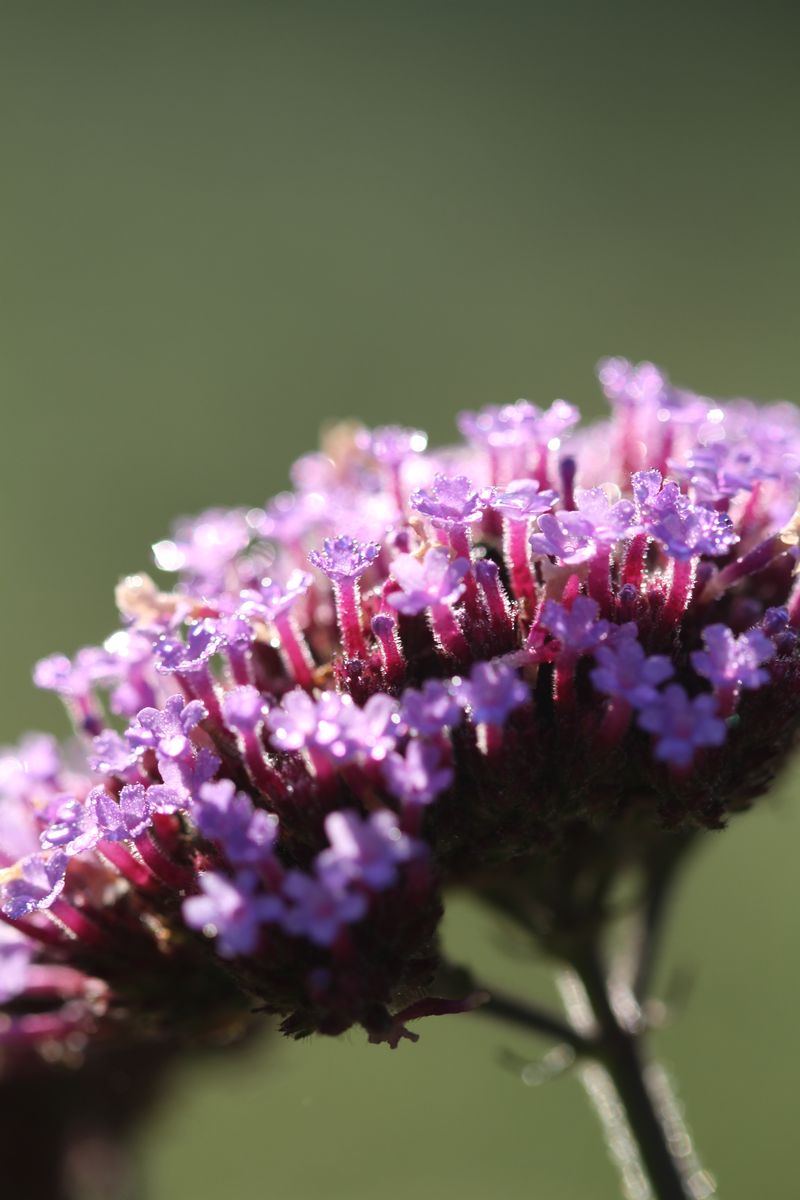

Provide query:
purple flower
left=146, top=784, right=187, bottom=815
left=0, top=851, right=68, bottom=918
left=0, top=924, right=34, bottom=1004
left=0, top=734, right=61, bottom=799
left=347, top=694, right=402, bottom=763
left=260, top=489, right=327, bottom=546
left=154, top=621, right=223, bottom=676
left=126, top=695, right=207, bottom=760
left=265, top=689, right=321, bottom=753
left=597, top=358, right=669, bottom=409
left=536, top=398, right=581, bottom=443
left=632, top=471, right=738, bottom=561
left=388, top=549, right=469, bottom=616
left=192, top=781, right=279, bottom=866
left=32, top=648, right=112, bottom=699
left=266, top=690, right=398, bottom=764
left=590, top=634, right=674, bottom=708
left=88, top=784, right=153, bottom=842
left=690, top=625, right=774, bottom=693
left=317, top=809, right=416, bottom=891
left=222, top=685, right=267, bottom=734
left=0, top=788, right=42, bottom=867
left=239, top=570, right=312, bottom=623
left=400, top=680, right=462, bottom=736
left=458, top=400, right=541, bottom=449
left=9, top=354, right=800, bottom=1056
left=100, top=629, right=158, bottom=717
left=280, top=871, right=367, bottom=947
left=530, top=490, right=636, bottom=566
left=573, top=487, right=638, bottom=543
left=382, top=740, right=454, bottom=807
left=631, top=468, right=666, bottom=508
left=213, top=613, right=256, bottom=651
left=529, top=511, right=597, bottom=565
left=358, top=425, right=428, bottom=465
left=637, top=686, right=727, bottom=769
left=653, top=505, right=737, bottom=561
left=41, top=795, right=101, bottom=857
left=410, top=474, right=488, bottom=529
left=540, top=596, right=610, bottom=659
left=491, top=480, right=558, bottom=521
left=458, top=399, right=578, bottom=451
left=152, top=508, right=252, bottom=582
left=670, top=442, right=764, bottom=503
left=308, top=535, right=380, bottom=581
left=89, top=729, right=140, bottom=778
left=453, top=660, right=529, bottom=726
left=183, top=871, right=282, bottom=958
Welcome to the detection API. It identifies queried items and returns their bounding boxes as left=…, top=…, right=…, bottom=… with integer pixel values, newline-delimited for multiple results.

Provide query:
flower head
left=6, top=357, right=800, bottom=1067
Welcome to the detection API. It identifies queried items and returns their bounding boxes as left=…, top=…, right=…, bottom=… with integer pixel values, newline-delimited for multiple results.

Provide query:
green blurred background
left=1, top=2, right=799, bottom=1195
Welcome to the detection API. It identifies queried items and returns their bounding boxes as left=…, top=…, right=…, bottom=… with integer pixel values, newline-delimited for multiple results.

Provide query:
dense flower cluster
left=3, top=359, right=800, bottom=1064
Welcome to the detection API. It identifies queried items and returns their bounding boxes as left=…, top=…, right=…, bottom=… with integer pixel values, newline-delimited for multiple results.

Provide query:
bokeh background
left=2, top=3, right=799, bottom=1196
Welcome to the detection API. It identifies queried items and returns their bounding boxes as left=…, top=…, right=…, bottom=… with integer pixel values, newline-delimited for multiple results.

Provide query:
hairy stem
left=563, top=951, right=713, bottom=1200
left=480, top=988, right=590, bottom=1054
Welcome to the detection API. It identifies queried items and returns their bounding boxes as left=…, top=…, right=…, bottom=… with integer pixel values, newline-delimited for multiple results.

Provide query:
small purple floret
left=126, top=695, right=207, bottom=759
left=690, top=625, right=774, bottom=693
left=382, top=740, right=454, bottom=807
left=308, top=535, right=380, bottom=581
left=152, top=508, right=252, bottom=583
left=41, top=796, right=101, bottom=857
left=491, top=480, right=558, bottom=520
left=280, top=871, right=367, bottom=947
left=239, top=570, right=312, bottom=623
left=317, top=809, right=416, bottom=891
left=89, top=784, right=153, bottom=843
left=410, top=474, right=487, bottom=529
left=359, top=426, right=428, bottom=465
left=0, top=851, right=68, bottom=919
left=540, top=596, right=610, bottom=659
left=388, top=549, right=468, bottom=616
left=400, top=680, right=462, bottom=736
left=591, top=633, right=674, bottom=708
left=222, top=685, right=267, bottom=734
left=453, top=660, right=529, bottom=726
left=154, top=622, right=223, bottom=676
left=89, top=729, right=140, bottom=778
left=637, top=685, right=726, bottom=768
left=192, top=781, right=279, bottom=866
left=529, top=511, right=596, bottom=564
left=183, top=871, right=282, bottom=958
left=632, top=471, right=738, bottom=561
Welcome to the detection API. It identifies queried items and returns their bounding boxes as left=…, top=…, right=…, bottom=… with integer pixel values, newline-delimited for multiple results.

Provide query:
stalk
left=562, top=950, right=710, bottom=1200
left=471, top=839, right=714, bottom=1200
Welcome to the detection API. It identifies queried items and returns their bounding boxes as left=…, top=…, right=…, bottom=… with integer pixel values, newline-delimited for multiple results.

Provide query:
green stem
left=561, top=955, right=714, bottom=1200
left=471, top=929, right=714, bottom=1199
left=480, top=989, right=590, bottom=1054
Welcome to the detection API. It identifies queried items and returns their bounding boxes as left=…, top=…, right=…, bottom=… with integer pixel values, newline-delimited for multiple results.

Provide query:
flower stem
left=561, top=952, right=710, bottom=1200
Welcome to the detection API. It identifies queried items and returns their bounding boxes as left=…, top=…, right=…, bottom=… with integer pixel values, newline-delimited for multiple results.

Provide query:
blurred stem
left=562, top=947, right=712, bottom=1200
left=437, top=961, right=589, bottom=1053
left=476, top=947, right=712, bottom=1200
left=471, top=839, right=714, bottom=1200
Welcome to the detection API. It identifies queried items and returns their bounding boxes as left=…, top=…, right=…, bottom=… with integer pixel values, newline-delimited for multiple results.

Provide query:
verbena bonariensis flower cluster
left=3, top=357, right=800, bottom=1089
